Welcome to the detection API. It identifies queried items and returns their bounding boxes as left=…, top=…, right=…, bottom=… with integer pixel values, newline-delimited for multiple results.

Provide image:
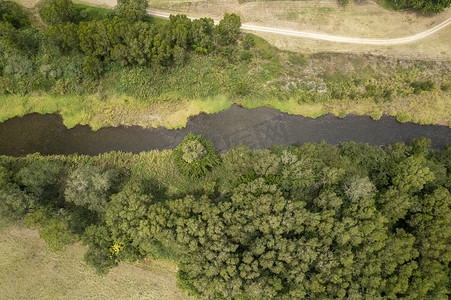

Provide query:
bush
left=39, top=0, right=78, bottom=26
left=0, top=184, right=36, bottom=223
left=0, top=1, right=30, bottom=29
left=173, top=133, right=220, bottom=178
left=411, top=80, right=434, bottom=94
left=82, top=56, right=103, bottom=79
left=241, top=34, right=255, bottom=50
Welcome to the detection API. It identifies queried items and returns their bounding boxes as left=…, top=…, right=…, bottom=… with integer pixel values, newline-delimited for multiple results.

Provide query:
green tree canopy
left=215, top=13, right=241, bottom=46
left=114, top=0, right=148, bottom=23
left=64, top=165, right=117, bottom=213
left=39, top=0, right=78, bottom=26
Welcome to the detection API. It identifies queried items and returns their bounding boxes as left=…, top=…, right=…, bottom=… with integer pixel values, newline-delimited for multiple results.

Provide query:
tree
left=191, top=17, right=214, bottom=54
left=16, top=160, right=63, bottom=198
left=0, top=184, right=36, bottom=222
left=39, top=0, right=78, bottom=26
left=409, top=0, right=450, bottom=13
left=82, top=225, right=118, bottom=274
left=105, top=182, right=154, bottom=251
left=215, top=13, right=241, bottom=46
left=64, top=165, right=116, bottom=213
left=168, top=14, right=192, bottom=49
left=115, top=0, right=148, bottom=23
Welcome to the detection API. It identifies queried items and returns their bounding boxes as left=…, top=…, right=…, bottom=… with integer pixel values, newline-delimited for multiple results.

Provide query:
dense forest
left=1, top=136, right=450, bottom=298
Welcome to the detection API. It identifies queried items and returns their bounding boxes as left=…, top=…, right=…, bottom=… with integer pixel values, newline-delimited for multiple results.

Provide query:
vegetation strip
left=148, top=10, right=451, bottom=45
left=1, top=136, right=450, bottom=298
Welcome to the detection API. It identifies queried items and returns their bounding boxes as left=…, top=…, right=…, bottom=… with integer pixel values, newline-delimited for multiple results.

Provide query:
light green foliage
left=39, top=0, right=78, bottom=26
left=173, top=133, right=220, bottom=178
left=64, top=165, right=117, bottom=213
left=181, top=140, right=206, bottom=163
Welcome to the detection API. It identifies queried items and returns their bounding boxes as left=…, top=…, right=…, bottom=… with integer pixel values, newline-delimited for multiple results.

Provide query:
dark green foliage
left=407, top=0, right=450, bottom=13
left=25, top=206, right=77, bottom=251
left=1, top=137, right=450, bottom=297
left=215, top=13, right=241, bottom=46
left=39, top=0, right=78, bottom=26
left=353, top=0, right=450, bottom=13
left=105, top=181, right=154, bottom=251
left=16, top=160, right=63, bottom=198
left=115, top=0, right=147, bottom=23
left=0, top=163, right=11, bottom=189
left=0, top=1, right=30, bottom=29
left=191, top=17, right=215, bottom=54
left=3, top=54, right=33, bottom=79
left=411, top=80, right=434, bottom=94
left=64, top=165, right=117, bottom=213
left=172, top=133, right=220, bottom=178
left=82, top=225, right=118, bottom=274
left=0, top=184, right=36, bottom=222
left=82, top=56, right=103, bottom=78
left=241, top=33, right=255, bottom=50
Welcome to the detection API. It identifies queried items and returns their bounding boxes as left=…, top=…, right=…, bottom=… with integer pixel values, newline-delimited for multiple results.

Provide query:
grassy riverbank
left=1, top=48, right=450, bottom=129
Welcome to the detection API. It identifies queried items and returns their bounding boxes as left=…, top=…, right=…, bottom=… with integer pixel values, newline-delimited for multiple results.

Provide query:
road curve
left=147, top=10, right=451, bottom=45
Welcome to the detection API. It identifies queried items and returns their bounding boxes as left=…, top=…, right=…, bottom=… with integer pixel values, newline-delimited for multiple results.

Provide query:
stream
left=0, top=105, right=450, bottom=156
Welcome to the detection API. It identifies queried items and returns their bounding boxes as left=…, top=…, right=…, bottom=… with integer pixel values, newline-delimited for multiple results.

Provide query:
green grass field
left=0, top=226, right=191, bottom=300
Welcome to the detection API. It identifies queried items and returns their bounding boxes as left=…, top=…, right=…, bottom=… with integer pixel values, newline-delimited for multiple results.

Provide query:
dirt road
left=148, top=10, right=450, bottom=45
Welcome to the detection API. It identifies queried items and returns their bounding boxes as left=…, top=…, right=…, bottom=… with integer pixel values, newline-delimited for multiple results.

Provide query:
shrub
left=173, top=133, right=220, bottom=178
left=39, top=0, right=78, bottom=26
left=0, top=184, right=36, bottom=222
left=82, top=56, right=103, bottom=79
left=411, top=80, right=434, bottom=94
left=241, top=34, right=255, bottom=50
left=0, top=1, right=30, bottom=29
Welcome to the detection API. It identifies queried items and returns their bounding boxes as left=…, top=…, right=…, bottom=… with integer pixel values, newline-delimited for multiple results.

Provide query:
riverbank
left=0, top=86, right=450, bottom=130
left=2, top=2, right=450, bottom=129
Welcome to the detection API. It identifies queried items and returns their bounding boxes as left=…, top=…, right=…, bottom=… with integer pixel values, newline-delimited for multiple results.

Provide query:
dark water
left=0, top=105, right=450, bottom=156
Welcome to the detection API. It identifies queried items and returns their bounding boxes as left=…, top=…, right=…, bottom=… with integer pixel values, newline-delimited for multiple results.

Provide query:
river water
left=0, top=106, right=450, bottom=156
